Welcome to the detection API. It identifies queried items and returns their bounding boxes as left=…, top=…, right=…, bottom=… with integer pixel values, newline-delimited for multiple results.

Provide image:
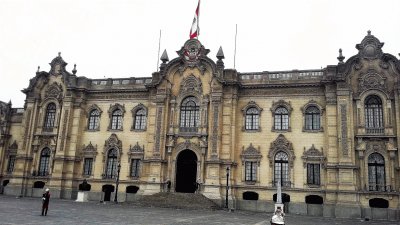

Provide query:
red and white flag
left=189, top=0, right=200, bottom=39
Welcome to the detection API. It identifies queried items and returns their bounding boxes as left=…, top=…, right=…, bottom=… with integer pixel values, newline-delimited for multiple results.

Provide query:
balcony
left=272, top=180, right=292, bottom=188
left=366, top=127, right=384, bottom=134
left=367, top=184, right=393, bottom=192
left=102, top=174, right=115, bottom=180
left=179, top=127, right=198, bottom=133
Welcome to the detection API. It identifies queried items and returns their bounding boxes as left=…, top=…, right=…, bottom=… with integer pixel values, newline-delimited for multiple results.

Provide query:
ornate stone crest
left=358, top=69, right=387, bottom=94
left=356, top=31, right=384, bottom=60
left=176, top=39, right=210, bottom=73
left=44, top=83, right=63, bottom=102
left=301, top=144, right=326, bottom=168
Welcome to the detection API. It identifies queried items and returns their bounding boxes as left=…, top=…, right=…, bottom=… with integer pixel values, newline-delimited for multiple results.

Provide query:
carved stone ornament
left=270, top=100, right=293, bottom=115
left=356, top=31, right=384, bottom=60
left=86, top=104, right=102, bottom=117
left=7, top=140, right=18, bottom=156
left=242, top=101, right=263, bottom=115
left=128, top=142, right=144, bottom=160
left=241, top=143, right=262, bottom=165
left=365, top=140, right=386, bottom=157
left=268, top=134, right=295, bottom=167
left=82, top=142, right=98, bottom=158
left=180, top=75, right=203, bottom=96
left=176, top=39, right=210, bottom=74
left=103, top=133, right=122, bottom=160
left=49, top=53, right=68, bottom=76
left=175, top=140, right=201, bottom=157
left=44, top=83, right=63, bottom=102
left=358, top=69, right=387, bottom=95
left=301, top=144, right=326, bottom=168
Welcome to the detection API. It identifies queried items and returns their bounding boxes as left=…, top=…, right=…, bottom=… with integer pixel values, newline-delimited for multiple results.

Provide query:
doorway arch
left=175, top=149, right=197, bottom=193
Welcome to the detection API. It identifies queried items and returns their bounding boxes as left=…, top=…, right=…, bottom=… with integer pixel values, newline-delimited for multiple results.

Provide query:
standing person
left=271, top=207, right=285, bottom=225
left=41, top=188, right=50, bottom=216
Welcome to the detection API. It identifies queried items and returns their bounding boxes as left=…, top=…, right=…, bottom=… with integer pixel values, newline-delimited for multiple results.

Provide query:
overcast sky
left=1, top=0, right=399, bottom=107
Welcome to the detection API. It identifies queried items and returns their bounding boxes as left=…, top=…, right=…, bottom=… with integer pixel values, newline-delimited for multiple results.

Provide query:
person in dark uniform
left=41, top=188, right=50, bottom=216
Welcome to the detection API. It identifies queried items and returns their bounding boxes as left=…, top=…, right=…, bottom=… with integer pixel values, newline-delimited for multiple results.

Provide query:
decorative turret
left=159, top=49, right=169, bottom=73
left=49, top=52, right=68, bottom=76
left=356, top=30, right=384, bottom=60
left=337, top=48, right=345, bottom=64
left=216, top=46, right=225, bottom=70
left=72, top=64, right=77, bottom=75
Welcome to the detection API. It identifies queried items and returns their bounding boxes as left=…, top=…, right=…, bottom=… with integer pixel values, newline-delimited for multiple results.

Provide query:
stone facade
left=0, top=32, right=399, bottom=220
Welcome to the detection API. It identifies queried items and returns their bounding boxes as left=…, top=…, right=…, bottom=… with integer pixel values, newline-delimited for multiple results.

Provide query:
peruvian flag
left=189, top=0, right=200, bottom=39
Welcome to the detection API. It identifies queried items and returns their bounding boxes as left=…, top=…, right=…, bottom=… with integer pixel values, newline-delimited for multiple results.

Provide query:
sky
left=0, top=0, right=399, bottom=107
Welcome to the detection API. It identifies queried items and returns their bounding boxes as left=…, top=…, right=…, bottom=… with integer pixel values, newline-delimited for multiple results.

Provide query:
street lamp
left=114, top=163, right=121, bottom=203
left=225, top=166, right=230, bottom=209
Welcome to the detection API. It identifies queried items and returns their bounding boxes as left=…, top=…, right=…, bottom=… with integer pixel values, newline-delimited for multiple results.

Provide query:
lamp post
left=225, top=166, right=230, bottom=209
left=114, top=163, right=121, bottom=203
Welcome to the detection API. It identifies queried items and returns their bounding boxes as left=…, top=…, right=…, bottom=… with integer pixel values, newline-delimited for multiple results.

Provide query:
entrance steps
left=134, top=192, right=221, bottom=210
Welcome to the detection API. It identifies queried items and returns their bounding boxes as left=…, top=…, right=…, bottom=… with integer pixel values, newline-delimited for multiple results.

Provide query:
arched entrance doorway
left=175, top=149, right=197, bottom=193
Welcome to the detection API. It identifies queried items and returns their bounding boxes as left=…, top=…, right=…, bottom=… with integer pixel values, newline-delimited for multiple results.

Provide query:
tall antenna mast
left=156, top=29, right=162, bottom=72
left=234, top=24, right=238, bottom=69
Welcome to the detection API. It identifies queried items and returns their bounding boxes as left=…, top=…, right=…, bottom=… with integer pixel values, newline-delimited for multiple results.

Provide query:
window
left=307, top=163, right=320, bottom=185
left=83, top=158, right=93, bottom=176
left=38, top=148, right=51, bottom=176
left=88, top=110, right=100, bottom=130
left=305, top=106, right=320, bottom=130
left=245, top=108, right=259, bottom=130
left=368, top=153, right=385, bottom=191
left=245, top=161, right=257, bottom=182
left=111, top=109, right=123, bottom=130
left=130, top=159, right=140, bottom=178
left=7, top=155, right=16, bottom=173
left=365, top=95, right=383, bottom=133
left=44, top=103, right=56, bottom=129
left=180, top=96, right=199, bottom=131
left=134, top=109, right=147, bottom=130
left=274, top=107, right=289, bottom=130
left=105, top=149, right=118, bottom=179
left=274, top=151, right=289, bottom=187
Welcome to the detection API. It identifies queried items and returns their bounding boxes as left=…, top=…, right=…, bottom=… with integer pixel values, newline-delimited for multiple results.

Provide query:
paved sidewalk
left=0, top=195, right=397, bottom=225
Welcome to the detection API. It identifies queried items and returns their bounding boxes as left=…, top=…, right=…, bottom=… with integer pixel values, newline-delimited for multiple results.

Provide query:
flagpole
left=234, top=24, right=237, bottom=69
left=156, top=29, right=161, bottom=72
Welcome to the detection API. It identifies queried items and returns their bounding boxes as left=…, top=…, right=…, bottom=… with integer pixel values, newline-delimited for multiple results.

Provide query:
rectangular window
left=83, top=158, right=93, bottom=176
left=7, top=155, right=16, bottom=173
left=130, top=159, right=140, bottom=177
left=245, top=161, right=257, bottom=182
left=307, top=163, right=320, bottom=185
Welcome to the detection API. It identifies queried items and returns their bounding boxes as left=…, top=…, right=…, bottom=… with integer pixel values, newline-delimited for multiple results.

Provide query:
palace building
left=0, top=32, right=399, bottom=220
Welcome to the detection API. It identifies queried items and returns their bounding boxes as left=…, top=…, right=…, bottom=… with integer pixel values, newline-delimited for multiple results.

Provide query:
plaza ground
left=0, top=195, right=397, bottom=225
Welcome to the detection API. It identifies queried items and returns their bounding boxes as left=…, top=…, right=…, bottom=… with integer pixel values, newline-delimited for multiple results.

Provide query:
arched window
left=365, top=95, right=383, bottom=133
left=305, top=106, right=320, bottom=130
left=105, top=149, right=118, bottom=179
left=274, top=151, right=289, bottom=187
left=245, top=107, right=259, bottom=130
left=111, top=109, right=123, bottom=130
left=180, top=96, right=199, bottom=131
left=38, top=148, right=51, bottom=176
left=134, top=108, right=147, bottom=130
left=274, top=107, right=289, bottom=130
left=368, top=153, right=386, bottom=191
left=88, top=109, right=100, bottom=130
left=44, top=103, right=56, bottom=129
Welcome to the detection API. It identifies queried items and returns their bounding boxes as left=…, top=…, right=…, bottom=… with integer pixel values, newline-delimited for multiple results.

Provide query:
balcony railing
left=179, top=127, right=198, bottom=133
left=272, top=181, right=292, bottom=188
left=102, top=174, right=115, bottom=179
left=366, top=127, right=384, bottom=134
left=367, top=184, right=392, bottom=192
